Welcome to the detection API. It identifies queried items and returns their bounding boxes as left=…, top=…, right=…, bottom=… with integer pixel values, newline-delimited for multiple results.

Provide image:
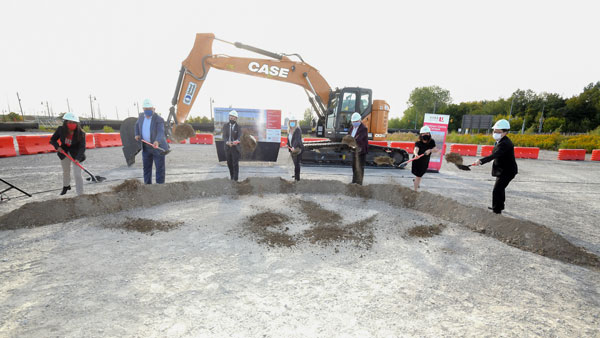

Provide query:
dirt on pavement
left=408, top=223, right=447, bottom=238
left=106, top=217, right=182, bottom=233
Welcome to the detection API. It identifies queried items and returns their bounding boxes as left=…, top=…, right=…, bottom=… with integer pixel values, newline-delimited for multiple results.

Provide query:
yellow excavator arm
left=170, top=33, right=331, bottom=125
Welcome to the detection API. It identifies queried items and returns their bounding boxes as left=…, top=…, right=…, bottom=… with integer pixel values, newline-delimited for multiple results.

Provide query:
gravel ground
left=1, top=136, right=599, bottom=337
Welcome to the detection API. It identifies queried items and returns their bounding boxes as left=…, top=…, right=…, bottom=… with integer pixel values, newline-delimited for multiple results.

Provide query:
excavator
left=121, top=33, right=409, bottom=167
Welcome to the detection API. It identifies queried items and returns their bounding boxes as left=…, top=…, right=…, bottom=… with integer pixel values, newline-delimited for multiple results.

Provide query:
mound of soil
left=341, top=135, right=357, bottom=149
left=246, top=211, right=295, bottom=247
left=172, top=123, right=196, bottom=142
left=112, top=179, right=143, bottom=193
left=107, top=217, right=182, bottom=233
left=445, top=152, right=464, bottom=165
left=298, top=199, right=342, bottom=226
left=407, top=223, right=446, bottom=238
left=304, top=215, right=376, bottom=249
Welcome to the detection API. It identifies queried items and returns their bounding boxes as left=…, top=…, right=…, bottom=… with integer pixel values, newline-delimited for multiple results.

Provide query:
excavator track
left=301, top=141, right=409, bottom=169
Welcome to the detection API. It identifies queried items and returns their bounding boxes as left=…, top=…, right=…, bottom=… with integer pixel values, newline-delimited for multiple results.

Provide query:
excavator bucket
left=120, top=117, right=141, bottom=166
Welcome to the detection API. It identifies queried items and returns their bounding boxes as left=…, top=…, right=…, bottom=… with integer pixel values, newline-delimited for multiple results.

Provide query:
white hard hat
left=351, top=112, right=361, bottom=122
left=142, top=99, right=154, bottom=108
left=229, top=110, right=238, bottom=118
left=63, top=112, right=80, bottom=123
left=493, top=119, right=510, bottom=130
left=419, top=126, right=431, bottom=134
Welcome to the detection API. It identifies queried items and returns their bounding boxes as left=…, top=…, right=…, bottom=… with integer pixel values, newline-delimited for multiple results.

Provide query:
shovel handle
left=141, top=139, right=166, bottom=152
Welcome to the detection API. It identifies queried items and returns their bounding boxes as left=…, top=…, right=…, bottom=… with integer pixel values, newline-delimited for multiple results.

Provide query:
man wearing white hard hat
left=348, top=112, right=368, bottom=185
left=134, top=99, right=169, bottom=184
left=287, top=116, right=304, bottom=181
left=50, top=112, right=86, bottom=195
left=411, top=125, right=439, bottom=191
left=222, top=110, right=241, bottom=181
left=471, top=119, right=518, bottom=214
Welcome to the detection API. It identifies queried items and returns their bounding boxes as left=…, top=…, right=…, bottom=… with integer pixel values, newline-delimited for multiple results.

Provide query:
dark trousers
left=352, top=153, right=366, bottom=185
left=492, top=175, right=515, bottom=213
left=292, top=153, right=301, bottom=181
left=225, top=146, right=240, bottom=181
left=142, top=145, right=165, bottom=184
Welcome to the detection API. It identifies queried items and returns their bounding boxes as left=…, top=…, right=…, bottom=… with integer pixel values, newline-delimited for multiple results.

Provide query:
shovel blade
left=456, top=164, right=471, bottom=171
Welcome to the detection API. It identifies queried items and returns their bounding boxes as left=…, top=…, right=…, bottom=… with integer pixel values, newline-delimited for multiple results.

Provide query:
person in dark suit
left=134, top=99, right=169, bottom=184
left=287, top=117, right=304, bottom=181
left=348, top=112, right=368, bottom=185
left=472, top=119, right=518, bottom=214
left=50, top=112, right=86, bottom=195
left=222, top=110, right=241, bottom=181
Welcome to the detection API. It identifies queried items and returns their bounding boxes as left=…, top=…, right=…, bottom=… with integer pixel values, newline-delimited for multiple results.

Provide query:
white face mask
left=492, top=133, right=503, bottom=141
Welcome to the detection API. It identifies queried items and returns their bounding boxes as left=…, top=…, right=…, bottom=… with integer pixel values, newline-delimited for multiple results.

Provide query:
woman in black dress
left=411, top=126, right=439, bottom=191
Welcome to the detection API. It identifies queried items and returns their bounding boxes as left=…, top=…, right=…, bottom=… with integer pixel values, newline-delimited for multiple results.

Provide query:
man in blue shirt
left=134, top=99, right=169, bottom=184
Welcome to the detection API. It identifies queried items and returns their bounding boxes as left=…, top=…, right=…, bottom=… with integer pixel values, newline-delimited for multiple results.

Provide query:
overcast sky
left=1, top=0, right=599, bottom=121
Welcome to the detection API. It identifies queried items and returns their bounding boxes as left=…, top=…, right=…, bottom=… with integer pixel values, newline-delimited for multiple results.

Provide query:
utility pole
left=209, top=97, right=214, bottom=121
left=538, top=103, right=545, bottom=134
left=89, top=95, right=96, bottom=120
left=16, top=92, right=24, bottom=120
left=45, top=101, right=51, bottom=117
left=66, top=98, right=72, bottom=112
left=115, top=106, right=119, bottom=120
left=521, top=117, right=526, bottom=134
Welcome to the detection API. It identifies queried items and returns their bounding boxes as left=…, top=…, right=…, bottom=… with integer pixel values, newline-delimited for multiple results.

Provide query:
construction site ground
left=1, top=137, right=599, bottom=337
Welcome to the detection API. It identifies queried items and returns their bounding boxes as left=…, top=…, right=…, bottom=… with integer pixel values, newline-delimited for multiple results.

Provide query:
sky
left=1, top=0, right=599, bottom=121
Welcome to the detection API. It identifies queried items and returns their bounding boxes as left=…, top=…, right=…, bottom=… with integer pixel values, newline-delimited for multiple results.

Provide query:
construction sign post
left=424, top=113, right=450, bottom=172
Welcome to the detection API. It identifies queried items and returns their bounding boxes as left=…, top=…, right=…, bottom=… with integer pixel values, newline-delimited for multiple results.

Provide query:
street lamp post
left=209, top=97, right=214, bottom=121
left=16, top=92, right=24, bottom=120
left=89, top=95, right=96, bottom=120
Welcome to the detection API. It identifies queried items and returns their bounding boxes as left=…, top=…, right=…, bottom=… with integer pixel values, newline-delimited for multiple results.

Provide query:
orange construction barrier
left=94, top=133, right=122, bottom=148
left=368, top=140, right=388, bottom=147
left=449, top=144, right=478, bottom=156
left=557, top=149, right=586, bottom=161
left=85, top=133, right=95, bottom=149
left=0, top=136, right=17, bottom=157
left=303, top=137, right=329, bottom=142
left=280, top=137, right=288, bottom=148
left=514, top=147, right=539, bottom=159
left=189, top=134, right=199, bottom=144
left=16, top=135, right=55, bottom=155
left=480, top=145, right=494, bottom=157
left=195, top=133, right=214, bottom=145
left=591, top=149, right=600, bottom=161
left=390, top=141, right=415, bottom=153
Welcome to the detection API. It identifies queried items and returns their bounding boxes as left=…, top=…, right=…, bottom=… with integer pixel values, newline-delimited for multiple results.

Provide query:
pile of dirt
left=235, top=179, right=253, bottom=195
left=303, top=215, right=376, bottom=249
left=172, top=123, right=196, bottom=142
left=246, top=211, right=295, bottom=247
left=240, top=131, right=257, bottom=154
left=374, top=156, right=394, bottom=166
left=407, top=223, right=446, bottom=238
left=298, top=199, right=342, bottom=226
left=341, top=135, right=357, bottom=149
left=112, top=179, right=143, bottom=193
left=445, top=152, right=464, bottom=165
left=107, top=217, right=182, bottom=233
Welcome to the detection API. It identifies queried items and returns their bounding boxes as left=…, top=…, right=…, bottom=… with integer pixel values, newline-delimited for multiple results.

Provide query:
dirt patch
left=407, top=223, right=447, bottom=238
left=445, top=152, right=464, bottom=165
left=278, top=177, right=295, bottom=194
left=235, top=179, right=253, bottom=195
left=172, top=123, right=196, bottom=142
left=347, top=184, right=373, bottom=199
left=106, top=217, right=182, bottom=233
left=246, top=211, right=296, bottom=247
left=303, top=215, right=376, bottom=249
left=341, top=135, right=357, bottom=149
left=374, top=156, right=394, bottom=166
left=297, top=199, right=342, bottom=226
left=112, top=179, right=143, bottom=193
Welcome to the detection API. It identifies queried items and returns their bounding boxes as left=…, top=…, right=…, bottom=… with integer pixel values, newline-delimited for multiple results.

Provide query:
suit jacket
left=50, top=126, right=86, bottom=162
left=480, top=135, right=518, bottom=177
left=222, top=121, right=241, bottom=152
left=288, top=127, right=304, bottom=153
left=348, top=123, right=368, bottom=154
left=135, top=113, right=169, bottom=152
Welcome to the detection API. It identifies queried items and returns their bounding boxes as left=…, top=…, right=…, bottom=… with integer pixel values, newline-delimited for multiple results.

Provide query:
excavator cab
left=324, top=87, right=372, bottom=142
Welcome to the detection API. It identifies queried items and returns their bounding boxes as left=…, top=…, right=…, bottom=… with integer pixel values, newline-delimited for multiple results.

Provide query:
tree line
left=389, top=82, right=600, bottom=133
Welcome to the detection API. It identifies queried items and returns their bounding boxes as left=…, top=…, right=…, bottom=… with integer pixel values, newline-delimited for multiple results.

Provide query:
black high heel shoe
left=60, top=186, right=71, bottom=195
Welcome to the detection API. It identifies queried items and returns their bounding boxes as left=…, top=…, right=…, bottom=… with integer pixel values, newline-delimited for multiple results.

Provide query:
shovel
left=456, top=164, right=472, bottom=171
left=398, top=154, right=424, bottom=167
left=58, top=149, right=106, bottom=183
left=141, top=139, right=169, bottom=155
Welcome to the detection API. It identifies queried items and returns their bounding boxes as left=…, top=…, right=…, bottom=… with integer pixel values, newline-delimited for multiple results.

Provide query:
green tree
left=300, top=108, right=312, bottom=127
left=399, top=86, right=452, bottom=129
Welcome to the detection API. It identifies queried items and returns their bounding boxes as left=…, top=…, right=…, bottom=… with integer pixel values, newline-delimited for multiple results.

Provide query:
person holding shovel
left=222, top=110, right=241, bottom=181
left=287, top=117, right=304, bottom=181
left=134, top=99, right=169, bottom=184
left=471, top=119, right=518, bottom=214
left=50, top=112, right=86, bottom=195
left=411, top=126, right=439, bottom=191
left=348, top=112, right=368, bottom=185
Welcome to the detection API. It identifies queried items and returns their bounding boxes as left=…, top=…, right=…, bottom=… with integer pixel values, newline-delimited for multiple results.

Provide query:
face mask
left=289, top=122, right=296, bottom=128
left=493, top=133, right=502, bottom=141
left=352, top=121, right=360, bottom=127
left=422, top=134, right=431, bottom=141
left=144, top=109, right=153, bottom=117
left=229, top=119, right=236, bottom=124
left=67, top=122, right=77, bottom=131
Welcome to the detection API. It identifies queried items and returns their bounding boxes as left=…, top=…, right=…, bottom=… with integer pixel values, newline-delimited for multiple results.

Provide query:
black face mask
left=422, top=134, right=431, bottom=141
left=229, top=119, right=236, bottom=124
